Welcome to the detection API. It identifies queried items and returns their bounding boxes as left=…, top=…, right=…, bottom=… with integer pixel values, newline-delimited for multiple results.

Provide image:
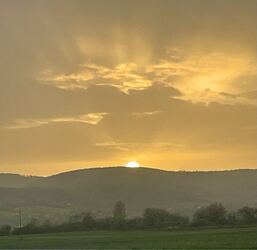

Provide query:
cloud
left=1, top=73, right=256, bottom=174
left=39, top=50, right=256, bottom=106
left=39, top=63, right=152, bottom=93
left=146, top=51, right=257, bottom=105
left=217, top=90, right=257, bottom=106
left=131, top=111, right=162, bottom=116
left=0, top=0, right=256, bottom=174
left=239, top=90, right=257, bottom=100
left=4, top=113, right=107, bottom=129
left=95, top=141, right=185, bottom=152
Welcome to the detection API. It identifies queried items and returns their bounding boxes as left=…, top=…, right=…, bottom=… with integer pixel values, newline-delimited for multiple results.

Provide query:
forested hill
left=0, top=167, right=256, bottom=225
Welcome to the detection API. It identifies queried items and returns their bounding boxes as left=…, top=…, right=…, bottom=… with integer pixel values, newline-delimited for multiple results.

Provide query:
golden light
left=126, top=161, right=140, bottom=168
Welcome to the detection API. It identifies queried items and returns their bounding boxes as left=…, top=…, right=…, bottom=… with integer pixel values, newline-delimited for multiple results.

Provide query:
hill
left=0, top=167, right=256, bottom=226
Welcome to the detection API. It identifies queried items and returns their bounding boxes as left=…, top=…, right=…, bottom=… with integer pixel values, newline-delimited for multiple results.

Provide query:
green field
left=0, top=227, right=256, bottom=249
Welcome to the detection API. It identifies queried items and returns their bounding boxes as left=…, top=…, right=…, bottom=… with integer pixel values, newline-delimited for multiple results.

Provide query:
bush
left=143, top=208, right=189, bottom=228
left=0, top=225, right=11, bottom=236
left=7, top=203, right=257, bottom=235
left=193, top=203, right=227, bottom=226
left=237, top=206, right=257, bottom=224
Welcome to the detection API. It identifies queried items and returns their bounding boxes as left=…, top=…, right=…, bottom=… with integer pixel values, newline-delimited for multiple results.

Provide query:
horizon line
left=1, top=165, right=257, bottom=178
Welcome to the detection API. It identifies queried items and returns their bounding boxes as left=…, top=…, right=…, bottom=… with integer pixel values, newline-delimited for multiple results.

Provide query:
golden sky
left=0, top=0, right=256, bottom=175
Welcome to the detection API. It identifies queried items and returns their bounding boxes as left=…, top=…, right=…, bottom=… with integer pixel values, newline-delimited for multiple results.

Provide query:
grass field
left=0, top=227, right=256, bottom=249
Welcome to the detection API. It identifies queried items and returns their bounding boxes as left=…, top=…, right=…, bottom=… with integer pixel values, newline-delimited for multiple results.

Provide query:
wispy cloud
left=95, top=141, right=185, bottom=151
left=148, top=51, right=257, bottom=105
left=5, top=113, right=107, bottom=129
left=38, top=50, right=256, bottom=105
left=131, top=111, right=162, bottom=116
left=39, top=63, right=152, bottom=93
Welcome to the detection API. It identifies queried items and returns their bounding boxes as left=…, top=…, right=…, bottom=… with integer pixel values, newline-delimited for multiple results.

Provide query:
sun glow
left=126, top=161, right=140, bottom=168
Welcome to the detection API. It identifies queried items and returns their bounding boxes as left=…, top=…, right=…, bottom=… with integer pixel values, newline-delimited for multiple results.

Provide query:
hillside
left=0, top=167, right=256, bottom=226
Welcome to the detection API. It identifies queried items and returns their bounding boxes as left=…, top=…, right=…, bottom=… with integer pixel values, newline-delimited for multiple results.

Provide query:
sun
left=126, top=161, right=140, bottom=168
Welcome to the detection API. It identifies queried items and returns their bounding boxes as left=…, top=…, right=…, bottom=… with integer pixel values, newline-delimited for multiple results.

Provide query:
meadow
left=0, top=227, right=256, bottom=249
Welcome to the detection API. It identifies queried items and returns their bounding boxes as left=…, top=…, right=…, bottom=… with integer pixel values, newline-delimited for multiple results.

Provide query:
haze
left=0, top=0, right=256, bottom=175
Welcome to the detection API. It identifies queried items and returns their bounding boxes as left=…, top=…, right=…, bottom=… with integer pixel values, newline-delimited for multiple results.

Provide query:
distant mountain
left=0, top=167, right=256, bottom=226
left=0, top=173, right=41, bottom=188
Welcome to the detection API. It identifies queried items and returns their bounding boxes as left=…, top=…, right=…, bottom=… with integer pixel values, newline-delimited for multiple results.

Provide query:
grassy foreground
left=0, top=227, right=256, bottom=249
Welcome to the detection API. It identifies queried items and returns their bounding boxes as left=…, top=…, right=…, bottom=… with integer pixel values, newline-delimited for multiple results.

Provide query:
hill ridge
left=0, top=166, right=256, bottom=226
left=1, top=166, right=257, bottom=178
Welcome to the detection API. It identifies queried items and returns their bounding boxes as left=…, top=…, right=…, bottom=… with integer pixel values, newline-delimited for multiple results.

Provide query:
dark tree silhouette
left=81, top=212, right=96, bottom=230
left=113, top=201, right=126, bottom=221
left=193, top=202, right=227, bottom=225
left=113, top=201, right=126, bottom=228
left=143, top=208, right=170, bottom=227
left=5, top=203, right=257, bottom=235
left=237, top=206, right=257, bottom=224
left=0, top=225, right=11, bottom=236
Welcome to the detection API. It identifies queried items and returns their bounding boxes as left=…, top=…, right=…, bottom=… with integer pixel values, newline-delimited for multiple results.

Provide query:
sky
left=0, top=0, right=256, bottom=175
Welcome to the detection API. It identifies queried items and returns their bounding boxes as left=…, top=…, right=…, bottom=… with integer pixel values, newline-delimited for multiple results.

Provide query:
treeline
left=1, top=202, right=257, bottom=236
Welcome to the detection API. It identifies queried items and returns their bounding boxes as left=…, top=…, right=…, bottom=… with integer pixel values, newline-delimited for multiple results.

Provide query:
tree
left=69, top=214, right=82, bottom=224
left=126, top=217, right=144, bottom=229
left=81, top=212, right=95, bottom=230
left=226, top=211, right=237, bottom=225
left=237, top=206, right=257, bottom=224
left=193, top=202, right=227, bottom=226
left=0, top=225, right=11, bottom=236
left=143, top=208, right=170, bottom=228
left=21, top=218, right=41, bottom=234
left=169, top=213, right=189, bottom=227
left=113, top=201, right=126, bottom=228
left=113, top=201, right=126, bottom=221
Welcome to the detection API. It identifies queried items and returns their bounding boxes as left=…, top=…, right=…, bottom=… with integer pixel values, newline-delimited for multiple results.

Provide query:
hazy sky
left=0, top=0, right=256, bottom=175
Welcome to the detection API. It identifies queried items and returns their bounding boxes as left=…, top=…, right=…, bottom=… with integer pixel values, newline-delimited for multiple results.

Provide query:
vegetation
left=0, top=202, right=256, bottom=249
left=1, top=168, right=257, bottom=226
left=0, top=202, right=256, bottom=236
left=192, top=202, right=228, bottom=226
left=0, top=227, right=256, bottom=249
